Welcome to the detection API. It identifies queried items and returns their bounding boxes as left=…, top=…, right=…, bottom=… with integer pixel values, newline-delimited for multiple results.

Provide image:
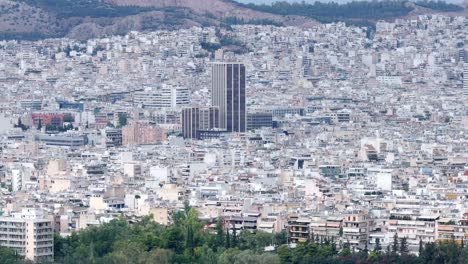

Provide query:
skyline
left=0, top=1, right=466, bottom=263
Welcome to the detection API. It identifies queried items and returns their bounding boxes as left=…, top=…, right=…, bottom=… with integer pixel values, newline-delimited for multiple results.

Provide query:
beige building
left=437, top=217, right=468, bottom=244
left=122, top=121, right=167, bottom=145
left=46, top=159, right=67, bottom=176
left=287, top=215, right=311, bottom=243
left=342, top=210, right=371, bottom=250
left=310, top=216, right=343, bottom=241
left=0, top=210, right=54, bottom=262
left=388, top=213, right=438, bottom=255
left=123, top=162, right=142, bottom=178
left=149, top=208, right=171, bottom=226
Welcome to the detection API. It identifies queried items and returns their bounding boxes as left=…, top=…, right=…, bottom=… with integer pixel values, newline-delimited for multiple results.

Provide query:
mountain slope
left=0, top=0, right=317, bottom=40
left=103, top=0, right=319, bottom=27
left=0, top=0, right=63, bottom=39
left=0, top=0, right=464, bottom=40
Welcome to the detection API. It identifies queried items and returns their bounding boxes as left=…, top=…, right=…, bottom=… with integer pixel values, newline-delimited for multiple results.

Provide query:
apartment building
left=287, top=215, right=311, bottom=243
left=134, top=85, right=190, bottom=109
left=310, top=216, right=343, bottom=241
left=342, top=210, right=371, bottom=250
left=437, top=215, right=468, bottom=244
left=224, top=212, right=261, bottom=233
left=388, top=212, right=438, bottom=255
left=122, top=121, right=167, bottom=145
left=0, top=210, right=54, bottom=262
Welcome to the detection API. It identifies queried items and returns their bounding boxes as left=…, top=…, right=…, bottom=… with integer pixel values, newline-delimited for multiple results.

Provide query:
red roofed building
left=31, top=113, right=65, bottom=127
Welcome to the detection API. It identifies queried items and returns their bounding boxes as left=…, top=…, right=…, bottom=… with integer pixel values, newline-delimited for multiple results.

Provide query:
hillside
left=232, top=0, right=465, bottom=26
left=0, top=0, right=319, bottom=40
left=0, top=0, right=464, bottom=40
left=0, top=0, right=225, bottom=40
left=0, top=0, right=63, bottom=39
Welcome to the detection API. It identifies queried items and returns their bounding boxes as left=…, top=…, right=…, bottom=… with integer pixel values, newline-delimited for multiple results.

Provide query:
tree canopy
left=1, top=206, right=467, bottom=263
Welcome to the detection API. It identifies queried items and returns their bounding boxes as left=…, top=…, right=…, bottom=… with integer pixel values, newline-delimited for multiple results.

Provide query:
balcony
left=290, top=229, right=309, bottom=234
left=343, top=227, right=360, bottom=233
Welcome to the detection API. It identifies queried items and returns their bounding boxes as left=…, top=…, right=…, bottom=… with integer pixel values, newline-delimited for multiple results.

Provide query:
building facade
left=134, top=85, right=190, bottom=109
left=247, top=112, right=273, bottom=131
left=212, top=62, right=246, bottom=133
left=182, top=107, right=219, bottom=139
left=0, top=211, right=54, bottom=262
left=122, top=122, right=167, bottom=145
left=464, top=63, right=468, bottom=99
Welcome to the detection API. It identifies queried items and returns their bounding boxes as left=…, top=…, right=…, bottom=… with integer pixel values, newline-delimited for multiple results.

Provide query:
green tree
left=419, top=238, right=423, bottom=256
left=163, top=226, right=184, bottom=254
left=226, top=227, right=231, bottom=249
left=420, top=242, right=437, bottom=263
left=331, top=238, right=337, bottom=254
left=374, top=238, right=382, bottom=254
left=0, top=246, right=22, bottom=264
left=400, top=237, right=409, bottom=256
left=274, top=231, right=287, bottom=246
left=361, top=242, right=369, bottom=260
left=118, top=113, right=128, bottom=127
left=142, top=248, right=173, bottom=264
left=48, top=213, right=468, bottom=264
left=391, top=233, right=399, bottom=255
left=63, top=114, right=74, bottom=123
left=438, top=240, right=461, bottom=264
left=37, top=119, right=42, bottom=130
left=231, top=224, right=238, bottom=248
left=276, top=245, right=291, bottom=263
left=198, top=245, right=218, bottom=264
left=100, top=251, right=130, bottom=264
left=340, top=241, right=351, bottom=257
left=183, top=208, right=202, bottom=258
left=368, top=250, right=378, bottom=262
left=219, top=249, right=280, bottom=264
left=15, top=117, right=28, bottom=131
left=215, top=218, right=225, bottom=250
left=238, top=231, right=276, bottom=252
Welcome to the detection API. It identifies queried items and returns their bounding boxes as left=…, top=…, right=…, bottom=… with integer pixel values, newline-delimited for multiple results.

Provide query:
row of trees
left=221, top=17, right=283, bottom=27
left=235, top=1, right=415, bottom=21
left=20, top=0, right=155, bottom=19
left=415, top=0, right=464, bottom=12
left=53, top=205, right=288, bottom=264
left=276, top=235, right=467, bottom=264
left=232, top=0, right=463, bottom=28
left=2, top=205, right=467, bottom=263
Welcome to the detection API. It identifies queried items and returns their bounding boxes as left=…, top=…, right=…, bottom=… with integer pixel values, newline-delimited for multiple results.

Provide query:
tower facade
left=212, top=62, right=246, bottom=133
left=182, top=107, right=219, bottom=139
left=464, top=63, right=468, bottom=98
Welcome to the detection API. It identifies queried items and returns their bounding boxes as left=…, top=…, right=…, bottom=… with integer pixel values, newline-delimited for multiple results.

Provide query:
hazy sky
left=236, top=0, right=347, bottom=4
left=236, top=0, right=349, bottom=3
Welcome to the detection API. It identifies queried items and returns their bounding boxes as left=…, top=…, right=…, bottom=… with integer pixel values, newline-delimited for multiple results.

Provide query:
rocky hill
left=0, top=0, right=318, bottom=40
left=0, top=0, right=464, bottom=40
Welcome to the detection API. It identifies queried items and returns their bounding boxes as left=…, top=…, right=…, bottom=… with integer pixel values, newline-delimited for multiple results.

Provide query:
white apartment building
left=0, top=209, right=54, bottom=262
left=134, top=85, right=190, bottom=109
left=463, top=63, right=468, bottom=97
left=376, top=75, right=402, bottom=86
left=342, top=210, right=371, bottom=250
left=388, top=213, right=438, bottom=255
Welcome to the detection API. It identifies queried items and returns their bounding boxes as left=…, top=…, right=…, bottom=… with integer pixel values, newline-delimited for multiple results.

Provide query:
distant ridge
left=0, top=0, right=464, bottom=40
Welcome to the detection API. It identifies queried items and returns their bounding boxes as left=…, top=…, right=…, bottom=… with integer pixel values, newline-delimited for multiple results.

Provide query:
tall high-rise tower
left=212, top=62, right=246, bottom=132
left=182, top=107, right=219, bottom=139
left=464, top=63, right=468, bottom=98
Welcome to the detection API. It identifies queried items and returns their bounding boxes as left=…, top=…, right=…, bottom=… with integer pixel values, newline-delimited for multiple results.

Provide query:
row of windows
left=0, top=222, right=25, bottom=227
left=0, top=228, right=25, bottom=232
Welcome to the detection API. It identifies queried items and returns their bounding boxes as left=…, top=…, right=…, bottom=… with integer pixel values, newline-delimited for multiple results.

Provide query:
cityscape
left=0, top=0, right=467, bottom=263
